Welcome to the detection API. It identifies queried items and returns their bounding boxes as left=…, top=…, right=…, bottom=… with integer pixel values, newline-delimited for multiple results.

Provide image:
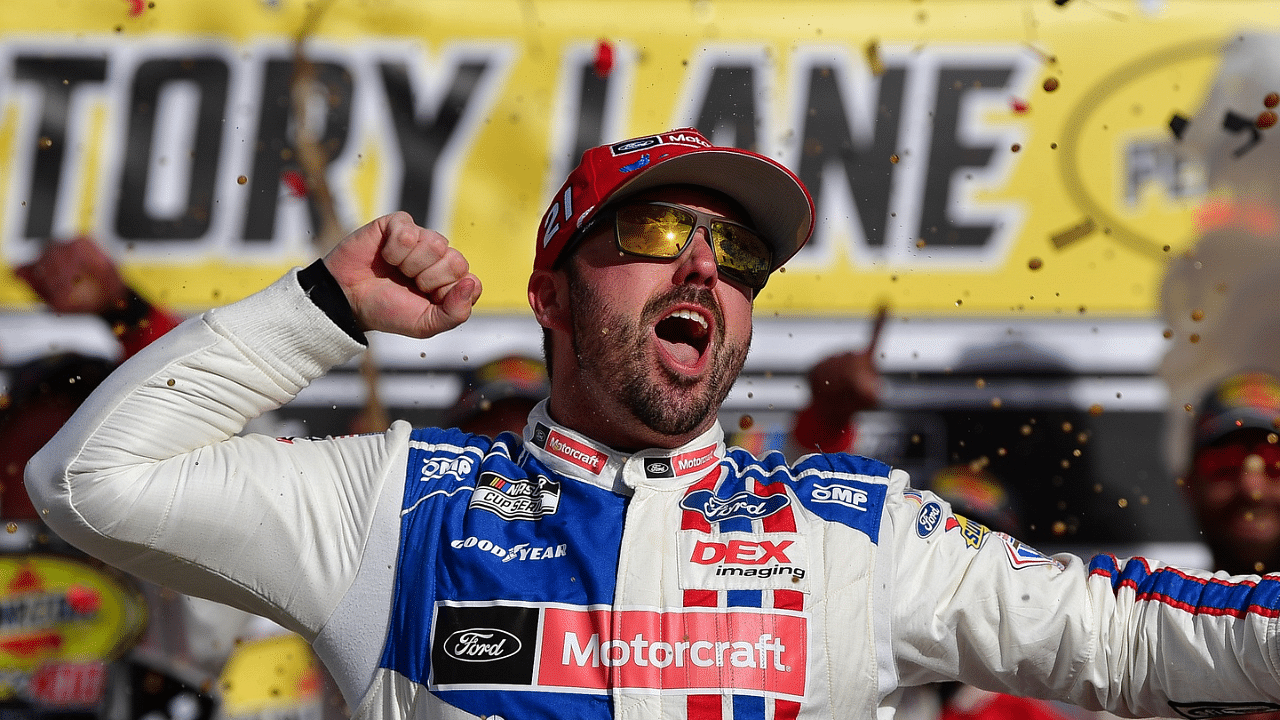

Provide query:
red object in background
left=283, top=170, right=309, bottom=198
left=128, top=0, right=145, bottom=16
left=1010, top=97, right=1030, bottom=114
left=65, top=585, right=102, bottom=615
left=594, top=40, right=615, bottom=78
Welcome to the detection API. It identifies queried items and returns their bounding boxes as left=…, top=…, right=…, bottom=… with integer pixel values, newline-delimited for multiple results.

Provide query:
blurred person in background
left=3, top=237, right=327, bottom=720
left=445, top=355, right=550, bottom=437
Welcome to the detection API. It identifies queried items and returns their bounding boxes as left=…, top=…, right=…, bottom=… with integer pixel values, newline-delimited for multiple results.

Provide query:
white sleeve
left=26, top=270, right=405, bottom=641
left=885, top=483, right=1280, bottom=717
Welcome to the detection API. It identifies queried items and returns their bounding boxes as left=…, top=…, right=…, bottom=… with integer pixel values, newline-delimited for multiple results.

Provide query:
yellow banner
left=0, top=0, right=1273, bottom=316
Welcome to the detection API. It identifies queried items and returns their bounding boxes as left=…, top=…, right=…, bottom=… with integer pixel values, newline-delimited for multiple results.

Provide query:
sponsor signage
left=642, top=445, right=719, bottom=480
left=678, top=531, right=808, bottom=591
left=0, top=556, right=146, bottom=674
left=680, top=489, right=790, bottom=523
left=0, top=1, right=1269, bottom=316
left=468, top=471, right=561, bottom=520
left=916, top=501, right=943, bottom=538
left=449, top=536, right=569, bottom=563
left=532, top=426, right=607, bottom=475
left=428, top=601, right=806, bottom=698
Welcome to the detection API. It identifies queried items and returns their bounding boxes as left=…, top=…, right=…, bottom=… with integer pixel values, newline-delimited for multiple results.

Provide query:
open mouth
left=654, top=308, right=711, bottom=369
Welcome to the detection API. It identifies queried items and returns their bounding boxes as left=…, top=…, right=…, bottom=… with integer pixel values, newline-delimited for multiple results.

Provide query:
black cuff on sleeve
left=297, top=259, right=367, bottom=345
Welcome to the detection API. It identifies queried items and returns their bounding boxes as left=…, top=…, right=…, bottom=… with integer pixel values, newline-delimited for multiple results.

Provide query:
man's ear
left=528, top=269, right=571, bottom=333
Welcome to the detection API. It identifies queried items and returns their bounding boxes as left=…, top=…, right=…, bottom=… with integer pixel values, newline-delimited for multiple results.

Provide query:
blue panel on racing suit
left=380, top=427, right=628, bottom=720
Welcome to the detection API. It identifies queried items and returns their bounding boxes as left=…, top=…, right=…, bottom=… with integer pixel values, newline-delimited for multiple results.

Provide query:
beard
left=566, top=268, right=749, bottom=438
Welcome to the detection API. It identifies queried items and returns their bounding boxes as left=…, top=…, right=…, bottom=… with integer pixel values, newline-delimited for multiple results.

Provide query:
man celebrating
left=26, top=129, right=1280, bottom=719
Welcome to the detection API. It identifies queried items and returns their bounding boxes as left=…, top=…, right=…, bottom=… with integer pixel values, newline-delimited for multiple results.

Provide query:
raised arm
left=25, top=213, right=480, bottom=639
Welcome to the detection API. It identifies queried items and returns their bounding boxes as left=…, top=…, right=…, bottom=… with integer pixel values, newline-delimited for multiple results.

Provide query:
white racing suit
left=25, top=270, right=1280, bottom=720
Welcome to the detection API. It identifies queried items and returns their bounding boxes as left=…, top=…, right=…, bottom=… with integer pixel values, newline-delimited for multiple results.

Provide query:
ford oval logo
left=647, top=462, right=670, bottom=474
left=443, top=628, right=522, bottom=663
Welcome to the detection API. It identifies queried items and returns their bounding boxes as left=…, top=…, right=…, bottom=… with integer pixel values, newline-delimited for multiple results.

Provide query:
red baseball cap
left=534, top=128, right=815, bottom=275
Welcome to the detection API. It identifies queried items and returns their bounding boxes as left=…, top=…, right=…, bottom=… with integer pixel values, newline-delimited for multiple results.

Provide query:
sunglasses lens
left=615, top=205, right=696, bottom=258
left=710, top=221, right=771, bottom=289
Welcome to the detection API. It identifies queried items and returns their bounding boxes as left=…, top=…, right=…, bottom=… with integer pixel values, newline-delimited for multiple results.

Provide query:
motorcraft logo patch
left=680, top=490, right=790, bottom=523
left=428, top=601, right=806, bottom=699
left=644, top=445, right=718, bottom=479
left=678, top=531, right=808, bottom=591
left=469, top=472, right=561, bottom=520
left=532, top=426, right=607, bottom=475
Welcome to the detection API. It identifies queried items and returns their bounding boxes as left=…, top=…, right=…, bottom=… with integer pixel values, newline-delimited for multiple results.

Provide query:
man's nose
left=674, top=226, right=719, bottom=286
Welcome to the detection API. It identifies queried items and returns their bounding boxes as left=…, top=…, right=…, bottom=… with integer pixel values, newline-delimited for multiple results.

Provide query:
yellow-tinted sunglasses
left=606, top=201, right=774, bottom=290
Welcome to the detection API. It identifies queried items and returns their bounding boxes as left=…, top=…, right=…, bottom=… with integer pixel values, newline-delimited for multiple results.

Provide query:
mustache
left=640, top=284, right=724, bottom=332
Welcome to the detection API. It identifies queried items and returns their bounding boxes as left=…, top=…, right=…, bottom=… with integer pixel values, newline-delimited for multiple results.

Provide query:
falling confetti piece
left=283, top=170, right=308, bottom=197
left=38, top=137, right=52, bottom=150
left=594, top=40, right=614, bottom=78
left=738, top=414, right=754, bottom=430
left=1010, top=97, right=1030, bottom=114
left=1027, top=257, right=1044, bottom=270
left=1088, top=404, right=1103, bottom=416
left=1010, top=143, right=1021, bottom=152
left=237, top=175, right=247, bottom=185
left=889, top=154, right=900, bottom=164
left=1050, top=217, right=1096, bottom=249
left=129, top=0, right=145, bottom=16
left=1258, top=110, right=1278, bottom=130
left=1266, top=92, right=1279, bottom=109
left=5, top=523, right=15, bottom=534
left=1190, top=309, right=1204, bottom=321
left=1042, top=77, right=1060, bottom=92
left=864, top=40, right=884, bottom=77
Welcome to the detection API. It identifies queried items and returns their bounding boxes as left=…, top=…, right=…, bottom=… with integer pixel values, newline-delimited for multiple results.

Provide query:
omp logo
left=442, top=629, right=522, bottom=663
left=419, top=456, right=473, bottom=482
left=544, top=430, right=606, bottom=474
left=681, top=490, right=790, bottom=522
left=611, top=136, right=659, bottom=154
left=810, top=483, right=869, bottom=510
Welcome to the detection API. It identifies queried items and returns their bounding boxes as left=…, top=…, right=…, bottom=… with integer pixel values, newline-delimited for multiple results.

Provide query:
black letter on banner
left=918, top=66, right=1013, bottom=248
left=797, top=65, right=906, bottom=249
left=379, top=60, right=490, bottom=227
left=693, top=66, right=758, bottom=151
left=242, top=59, right=353, bottom=242
left=567, top=62, right=611, bottom=167
left=115, top=58, right=229, bottom=240
left=13, top=56, right=108, bottom=239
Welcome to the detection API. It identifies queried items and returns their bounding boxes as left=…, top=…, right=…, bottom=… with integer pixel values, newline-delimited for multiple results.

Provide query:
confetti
left=1050, top=217, right=1096, bottom=249
left=1042, top=77, right=1060, bottom=92
left=864, top=40, right=884, bottom=77
left=1265, top=92, right=1279, bottom=109
left=594, top=40, right=614, bottom=78
left=283, top=169, right=308, bottom=197
left=1010, top=97, right=1030, bottom=114
left=1027, top=257, right=1044, bottom=270
left=236, top=175, right=247, bottom=185
left=129, top=0, right=145, bottom=16
left=738, top=414, right=754, bottom=430
left=1258, top=110, right=1278, bottom=130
